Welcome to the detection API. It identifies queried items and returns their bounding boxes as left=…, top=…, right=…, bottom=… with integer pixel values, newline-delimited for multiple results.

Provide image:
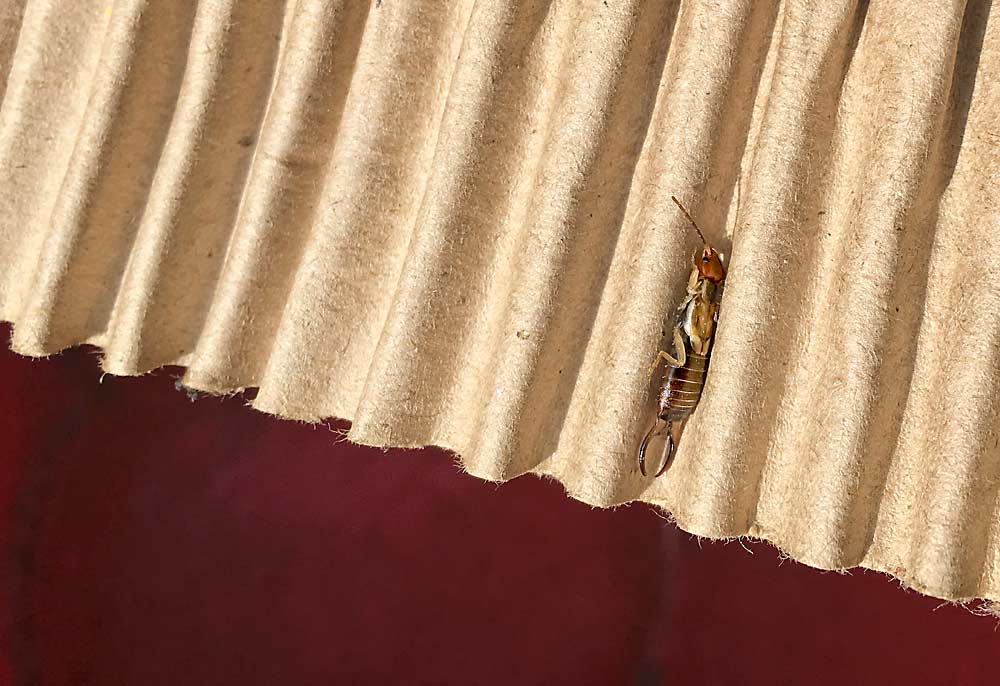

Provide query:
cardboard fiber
left=1, top=1, right=998, bottom=602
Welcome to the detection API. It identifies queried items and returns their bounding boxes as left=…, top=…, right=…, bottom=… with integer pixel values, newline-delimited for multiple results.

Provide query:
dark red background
left=1, top=323, right=996, bottom=685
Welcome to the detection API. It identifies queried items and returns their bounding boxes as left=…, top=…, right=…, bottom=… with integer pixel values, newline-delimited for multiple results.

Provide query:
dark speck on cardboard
left=516, top=330, right=530, bottom=340
left=238, top=135, right=255, bottom=147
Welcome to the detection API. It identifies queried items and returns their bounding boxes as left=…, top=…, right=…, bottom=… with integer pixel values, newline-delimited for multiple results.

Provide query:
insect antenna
left=670, top=196, right=709, bottom=246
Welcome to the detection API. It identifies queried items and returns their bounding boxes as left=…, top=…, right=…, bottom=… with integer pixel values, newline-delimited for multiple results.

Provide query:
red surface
left=1, top=323, right=997, bottom=685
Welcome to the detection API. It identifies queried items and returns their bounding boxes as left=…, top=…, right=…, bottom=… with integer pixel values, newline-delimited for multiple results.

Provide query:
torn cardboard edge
left=8, top=342, right=987, bottom=609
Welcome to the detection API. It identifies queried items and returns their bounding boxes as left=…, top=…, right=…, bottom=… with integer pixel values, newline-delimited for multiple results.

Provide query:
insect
left=638, top=196, right=727, bottom=477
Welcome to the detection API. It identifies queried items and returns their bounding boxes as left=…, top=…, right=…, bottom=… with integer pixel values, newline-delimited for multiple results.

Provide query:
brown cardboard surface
left=1, top=1, right=998, bottom=602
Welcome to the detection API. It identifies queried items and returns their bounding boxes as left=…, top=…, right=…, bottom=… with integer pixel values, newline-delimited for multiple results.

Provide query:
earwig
left=638, top=196, right=727, bottom=477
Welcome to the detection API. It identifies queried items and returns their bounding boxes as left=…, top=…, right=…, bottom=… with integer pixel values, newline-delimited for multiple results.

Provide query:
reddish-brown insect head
left=696, top=246, right=726, bottom=284
left=671, top=195, right=727, bottom=283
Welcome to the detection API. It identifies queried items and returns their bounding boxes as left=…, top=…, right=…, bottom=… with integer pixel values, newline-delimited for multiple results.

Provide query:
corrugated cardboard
left=1, top=0, right=998, bottom=602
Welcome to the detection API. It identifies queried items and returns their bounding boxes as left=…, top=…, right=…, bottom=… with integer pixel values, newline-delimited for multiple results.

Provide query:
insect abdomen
left=658, top=352, right=708, bottom=422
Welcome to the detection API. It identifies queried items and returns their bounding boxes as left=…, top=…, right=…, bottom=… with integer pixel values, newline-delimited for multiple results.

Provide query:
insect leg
left=662, top=328, right=686, bottom=367
left=646, top=329, right=687, bottom=376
